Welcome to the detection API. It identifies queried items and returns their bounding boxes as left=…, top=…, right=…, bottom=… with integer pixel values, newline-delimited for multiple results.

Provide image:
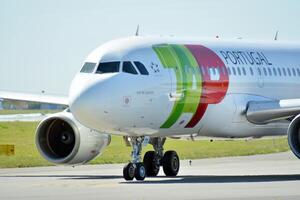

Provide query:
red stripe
left=185, top=45, right=229, bottom=128
left=185, top=103, right=208, bottom=128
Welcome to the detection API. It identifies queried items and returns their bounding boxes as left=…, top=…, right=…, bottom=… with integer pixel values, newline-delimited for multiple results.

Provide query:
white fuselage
left=68, top=36, right=300, bottom=138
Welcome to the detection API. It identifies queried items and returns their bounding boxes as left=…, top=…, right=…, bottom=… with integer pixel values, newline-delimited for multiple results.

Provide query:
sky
left=0, top=0, right=300, bottom=95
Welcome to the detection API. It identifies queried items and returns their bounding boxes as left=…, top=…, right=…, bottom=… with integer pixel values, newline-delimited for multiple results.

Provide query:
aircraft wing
left=246, top=99, right=300, bottom=124
left=0, top=91, right=69, bottom=106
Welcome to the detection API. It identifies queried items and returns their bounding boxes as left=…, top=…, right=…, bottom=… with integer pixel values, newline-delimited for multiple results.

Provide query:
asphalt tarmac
left=1, top=152, right=300, bottom=200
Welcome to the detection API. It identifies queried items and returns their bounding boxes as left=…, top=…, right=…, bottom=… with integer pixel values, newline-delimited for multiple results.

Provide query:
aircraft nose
left=69, top=76, right=112, bottom=129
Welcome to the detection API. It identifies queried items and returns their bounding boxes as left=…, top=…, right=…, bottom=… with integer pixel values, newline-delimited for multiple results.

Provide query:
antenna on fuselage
left=274, top=30, right=279, bottom=41
left=135, top=25, right=140, bottom=36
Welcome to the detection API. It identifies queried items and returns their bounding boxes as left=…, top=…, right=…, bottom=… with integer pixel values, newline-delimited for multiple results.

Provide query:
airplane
left=1, top=35, right=300, bottom=181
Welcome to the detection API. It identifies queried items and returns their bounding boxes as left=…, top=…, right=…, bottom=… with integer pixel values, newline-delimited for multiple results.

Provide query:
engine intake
left=288, top=114, right=300, bottom=159
left=36, top=112, right=110, bottom=165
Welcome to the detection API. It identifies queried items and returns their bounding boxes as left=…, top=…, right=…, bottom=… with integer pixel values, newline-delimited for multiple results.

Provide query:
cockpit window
left=122, top=61, right=138, bottom=75
left=134, top=61, right=149, bottom=75
left=96, top=62, right=120, bottom=74
left=80, top=62, right=96, bottom=73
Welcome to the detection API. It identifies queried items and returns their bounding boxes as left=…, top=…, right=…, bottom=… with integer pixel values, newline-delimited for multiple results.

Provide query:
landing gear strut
left=123, top=137, right=146, bottom=181
left=123, top=137, right=180, bottom=181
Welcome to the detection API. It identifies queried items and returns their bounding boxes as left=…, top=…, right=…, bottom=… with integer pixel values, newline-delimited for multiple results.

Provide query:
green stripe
left=180, top=45, right=202, bottom=113
left=154, top=45, right=185, bottom=128
left=153, top=44, right=202, bottom=129
left=171, top=45, right=201, bottom=114
left=153, top=46, right=177, bottom=68
left=160, top=45, right=186, bottom=128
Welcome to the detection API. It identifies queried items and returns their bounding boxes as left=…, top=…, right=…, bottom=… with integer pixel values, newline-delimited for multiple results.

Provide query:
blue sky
left=0, top=0, right=300, bottom=95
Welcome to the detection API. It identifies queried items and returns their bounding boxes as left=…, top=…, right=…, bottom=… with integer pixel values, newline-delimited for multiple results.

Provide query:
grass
left=0, top=109, right=60, bottom=115
left=0, top=121, right=290, bottom=168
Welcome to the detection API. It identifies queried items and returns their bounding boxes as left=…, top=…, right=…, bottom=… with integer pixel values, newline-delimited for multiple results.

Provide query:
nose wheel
left=123, top=162, right=146, bottom=181
left=123, top=137, right=180, bottom=181
left=123, top=137, right=146, bottom=181
left=123, top=163, right=135, bottom=180
left=135, top=163, right=146, bottom=180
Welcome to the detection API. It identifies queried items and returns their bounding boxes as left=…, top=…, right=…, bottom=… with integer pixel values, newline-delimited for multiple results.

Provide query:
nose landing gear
left=123, top=137, right=146, bottom=181
left=123, top=137, right=180, bottom=181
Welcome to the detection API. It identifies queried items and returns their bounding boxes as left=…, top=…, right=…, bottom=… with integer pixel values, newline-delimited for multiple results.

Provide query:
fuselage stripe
left=153, top=44, right=229, bottom=129
left=185, top=44, right=229, bottom=128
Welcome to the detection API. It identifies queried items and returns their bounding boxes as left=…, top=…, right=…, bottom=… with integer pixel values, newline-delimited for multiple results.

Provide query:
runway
left=1, top=152, right=300, bottom=200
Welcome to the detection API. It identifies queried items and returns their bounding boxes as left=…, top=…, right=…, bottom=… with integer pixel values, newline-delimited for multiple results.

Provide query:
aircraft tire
left=123, top=163, right=135, bottom=181
left=162, top=151, right=180, bottom=176
left=134, top=162, right=146, bottom=180
left=143, top=151, right=160, bottom=176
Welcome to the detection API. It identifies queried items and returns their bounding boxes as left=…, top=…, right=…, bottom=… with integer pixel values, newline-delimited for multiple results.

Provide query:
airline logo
left=153, top=44, right=229, bottom=128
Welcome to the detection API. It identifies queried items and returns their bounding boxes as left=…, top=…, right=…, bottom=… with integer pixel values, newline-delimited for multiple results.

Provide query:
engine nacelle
left=288, top=114, right=300, bottom=159
left=36, top=111, right=111, bottom=165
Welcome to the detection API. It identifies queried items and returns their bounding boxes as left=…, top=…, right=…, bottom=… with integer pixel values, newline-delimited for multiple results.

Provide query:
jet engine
left=288, top=114, right=300, bottom=159
left=36, top=111, right=111, bottom=165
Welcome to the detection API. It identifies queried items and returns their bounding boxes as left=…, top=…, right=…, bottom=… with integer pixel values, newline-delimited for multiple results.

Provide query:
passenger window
left=268, top=68, right=272, bottom=76
left=80, top=62, right=96, bottom=73
left=277, top=68, right=282, bottom=76
left=227, top=67, right=231, bottom=75
left=250, top=67, right=254, bottom=75
left=237, top=67, right=241, bottom=75
left=122, top=61, right=138, bottom=75
left=283, top=68, right=287, bottom=76
left=232, top=67, right=236, bottom=75
left=263, top=68, right=267, bottom=76
left=297, top=68, right=300, bottom=76
left=242, top=67, right=246, bottom=75
left=287, top=68, right=291, bottom=76
left=273, top=68, right=277, bottom=76
left=257, top=68, right=262, bottom=76
left=134, top=61, right=149, bottom=75
left=96, top=62, right=120, bottom=74
left=292, top=68, right=296, bottom=76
